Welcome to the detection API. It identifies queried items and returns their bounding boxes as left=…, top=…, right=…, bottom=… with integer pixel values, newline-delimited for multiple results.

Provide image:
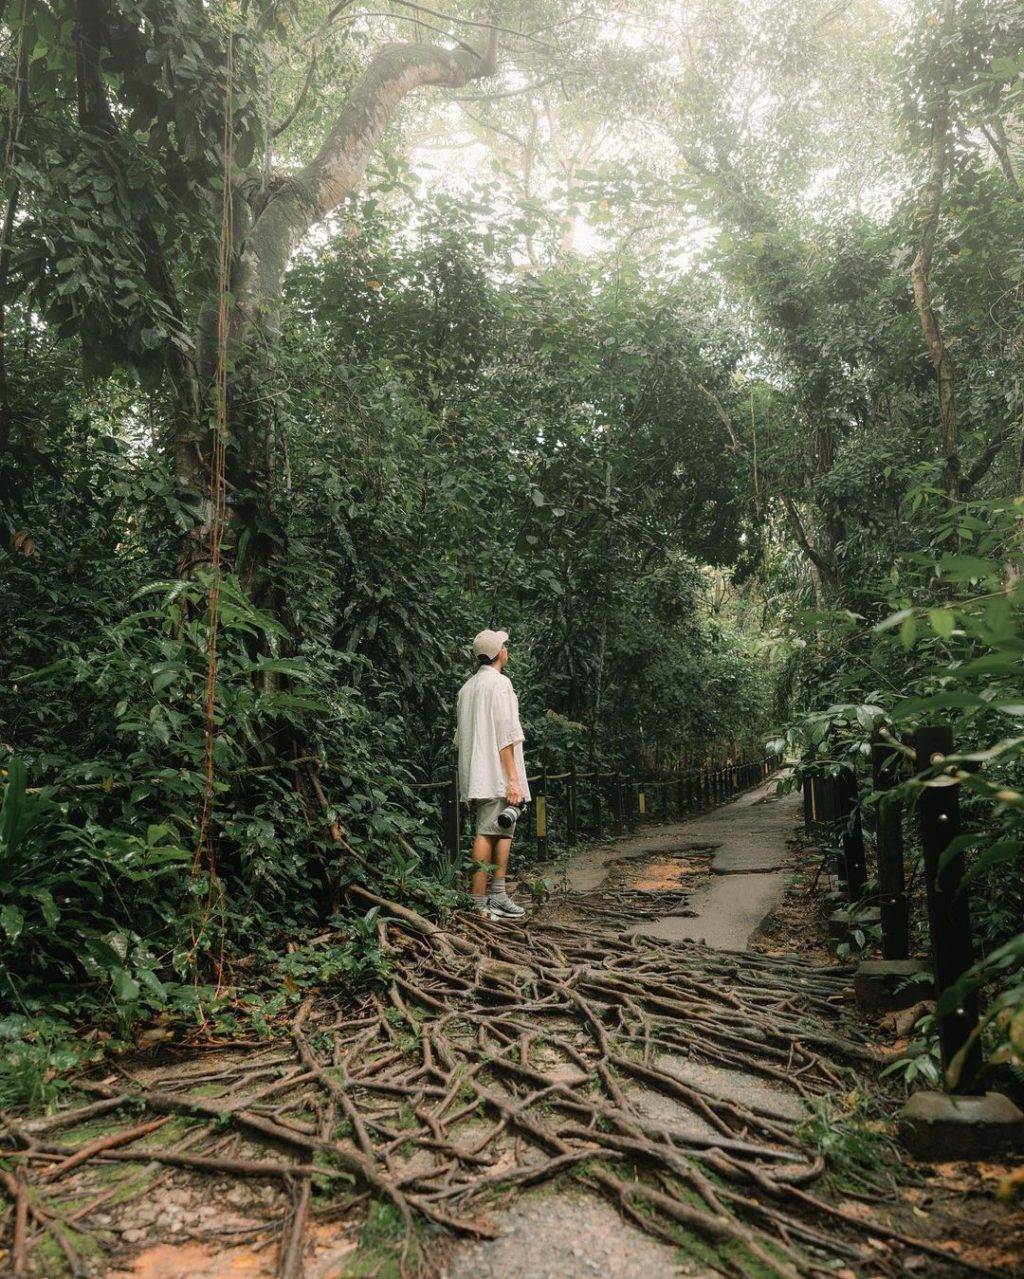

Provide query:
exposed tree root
left=0, top=901, right=1009, bottom=1278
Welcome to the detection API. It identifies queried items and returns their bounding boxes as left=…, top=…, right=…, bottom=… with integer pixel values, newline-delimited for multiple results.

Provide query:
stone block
left=898, top=1091, right=1024, bottom=1160
left=827, top=905, right=881, bottom=943
left=854, top=959, right=932, bottom=1012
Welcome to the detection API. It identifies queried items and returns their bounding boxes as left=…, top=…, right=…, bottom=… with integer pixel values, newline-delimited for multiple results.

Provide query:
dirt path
left=450, top=776, right=804, bottom=1279
left=4, top=777, right=1018, bottom=1279
left=557, top=771, right=799, bottom=950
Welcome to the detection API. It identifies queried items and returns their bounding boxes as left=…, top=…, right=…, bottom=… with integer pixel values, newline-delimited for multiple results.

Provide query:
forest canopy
left=1, top=0, right=1023, bottom=1097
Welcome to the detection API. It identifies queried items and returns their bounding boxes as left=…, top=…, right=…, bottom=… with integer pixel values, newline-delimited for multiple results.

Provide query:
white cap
left=472, top=628, right=509, bottom=659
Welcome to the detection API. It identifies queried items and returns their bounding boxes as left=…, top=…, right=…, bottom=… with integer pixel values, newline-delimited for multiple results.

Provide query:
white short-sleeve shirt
left=456, top=665, right=531, bottom=803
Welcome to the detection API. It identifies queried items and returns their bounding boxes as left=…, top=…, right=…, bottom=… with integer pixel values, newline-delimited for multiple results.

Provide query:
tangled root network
left=2, top=900, right=996, bottom=1278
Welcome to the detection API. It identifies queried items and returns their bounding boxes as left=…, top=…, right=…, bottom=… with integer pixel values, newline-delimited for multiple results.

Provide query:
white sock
left=472, top=892, right=487, bottom=909
left=491, top=878, right=506, bottom=899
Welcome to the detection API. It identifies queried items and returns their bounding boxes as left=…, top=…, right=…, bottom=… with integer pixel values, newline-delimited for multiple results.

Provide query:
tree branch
left=780, top=495, right=838, bottom=587
left=696, top=383, right=743, bottom=453
left=695, top=384, right=838, bottom=586
left=244, top=33, right=498, bottom=330
left=272, top=51, right=320, bottom=138
left=980, top=118, right=1020, bottom=192
left=962, top=424, right=1014, bottom=493
left=301, top=35, right=497, bottom=221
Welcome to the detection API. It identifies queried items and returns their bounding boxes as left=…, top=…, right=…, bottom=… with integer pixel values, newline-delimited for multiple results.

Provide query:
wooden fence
left=413, top=752, right=784, bottom=866
left=803, top=725, right=981, bottom=1092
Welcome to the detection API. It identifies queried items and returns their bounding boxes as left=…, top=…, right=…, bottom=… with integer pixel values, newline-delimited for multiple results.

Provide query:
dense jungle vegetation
left=1, top=0, right=1023, bottom=1104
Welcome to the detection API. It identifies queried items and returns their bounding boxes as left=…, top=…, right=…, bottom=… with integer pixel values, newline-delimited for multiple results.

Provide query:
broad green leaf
left=892, top=691, right=985, bottom=718
left=0, top=904, right=25, bottom=942
left=928, top=608, right=955, bottom=639
left=112, top=968, right=140, bottom=1002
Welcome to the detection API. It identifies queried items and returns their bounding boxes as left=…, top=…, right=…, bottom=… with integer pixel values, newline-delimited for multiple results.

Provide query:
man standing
left=456, top=629, right=530, bottom=919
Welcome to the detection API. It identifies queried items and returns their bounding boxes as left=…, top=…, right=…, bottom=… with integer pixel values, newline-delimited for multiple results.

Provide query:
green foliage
left=4, top=0, right=1019, bottom=1097
left=0, top=1013, right=89, bottom=1110
left=800, top=1091, right=902, bottom=1196
left=778, top=490, right=1024, bottom=1080
left=879, top=1013, right=943, bottom=1092
left=0, top=179, right=776, bottom=1054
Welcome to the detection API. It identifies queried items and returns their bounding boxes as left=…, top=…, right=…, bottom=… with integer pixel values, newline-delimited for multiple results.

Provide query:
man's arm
left=499, top=743, right=523, bottom=806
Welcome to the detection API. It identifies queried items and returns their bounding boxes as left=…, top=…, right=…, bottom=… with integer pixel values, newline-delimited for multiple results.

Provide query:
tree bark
left=909, top=0, right=959, bottom=500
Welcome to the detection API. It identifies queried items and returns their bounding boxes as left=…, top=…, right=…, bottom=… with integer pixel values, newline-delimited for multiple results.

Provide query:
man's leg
left=471, top=834, right=496, bottom=905
left=491, top=837, right=512, bottom=893
left=488, top=836, right=525, bottom=916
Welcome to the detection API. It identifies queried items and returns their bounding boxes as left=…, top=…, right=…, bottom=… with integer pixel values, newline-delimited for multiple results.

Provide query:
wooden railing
left=413, top=753, right=784, bottom=865
left=802, top=725, right=980, bottom=1093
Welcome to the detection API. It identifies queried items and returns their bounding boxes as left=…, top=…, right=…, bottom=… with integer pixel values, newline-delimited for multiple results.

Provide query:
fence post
left=445, top=767, right=461, bottom=870
left=871, top=735, right=909, bottom=960
left=568, top=757, right=579, bottom=846
left=535, top=756, right=549, bottom=860
left=914, top=725, right=981, bottom=1093
left=836, top=767, right=868, bottom=901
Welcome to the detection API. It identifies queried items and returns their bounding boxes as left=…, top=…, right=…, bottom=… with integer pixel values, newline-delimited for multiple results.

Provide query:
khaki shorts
left=472, top=797, right=512, bottom=838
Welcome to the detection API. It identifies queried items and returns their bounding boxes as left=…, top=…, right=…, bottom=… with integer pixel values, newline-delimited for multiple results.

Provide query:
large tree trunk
left=909, top=0, right=959, bottom=500
left=199, top=37, right=498, bottom=361
left=181, top=34, right=499, bottom=577
left=177, top=34, right=499, bottom=578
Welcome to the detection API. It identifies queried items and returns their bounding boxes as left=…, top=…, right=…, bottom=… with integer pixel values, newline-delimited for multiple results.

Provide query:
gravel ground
left=447, top=1191, right=690, bottom=1279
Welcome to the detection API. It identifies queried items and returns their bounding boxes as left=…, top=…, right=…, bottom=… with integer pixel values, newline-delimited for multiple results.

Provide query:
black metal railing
left=413, top=752, right=784, bottom=867
left=802, top=724, right=981, bottom=1093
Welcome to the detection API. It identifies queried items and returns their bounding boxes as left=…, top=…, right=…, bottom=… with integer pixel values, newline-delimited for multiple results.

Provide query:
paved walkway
left=451, top=774, right=800, bottom=1279
left=631, top=774, right=798, bottom=948
left=547, top=771, right=798, bottom=948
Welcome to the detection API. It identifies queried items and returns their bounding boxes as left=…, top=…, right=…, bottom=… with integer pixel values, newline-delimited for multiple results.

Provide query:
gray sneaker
left=488, top=893, right=526, bottom=918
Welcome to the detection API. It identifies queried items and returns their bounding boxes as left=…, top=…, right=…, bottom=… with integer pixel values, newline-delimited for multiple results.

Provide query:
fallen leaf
left=137, top=1027, right=173, bottom=1050
left=11, top=530, right=38, bottom=557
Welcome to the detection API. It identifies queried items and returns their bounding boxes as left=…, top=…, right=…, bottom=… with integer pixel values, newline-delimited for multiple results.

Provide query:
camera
left=496, top=801, right=527, bottom=831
